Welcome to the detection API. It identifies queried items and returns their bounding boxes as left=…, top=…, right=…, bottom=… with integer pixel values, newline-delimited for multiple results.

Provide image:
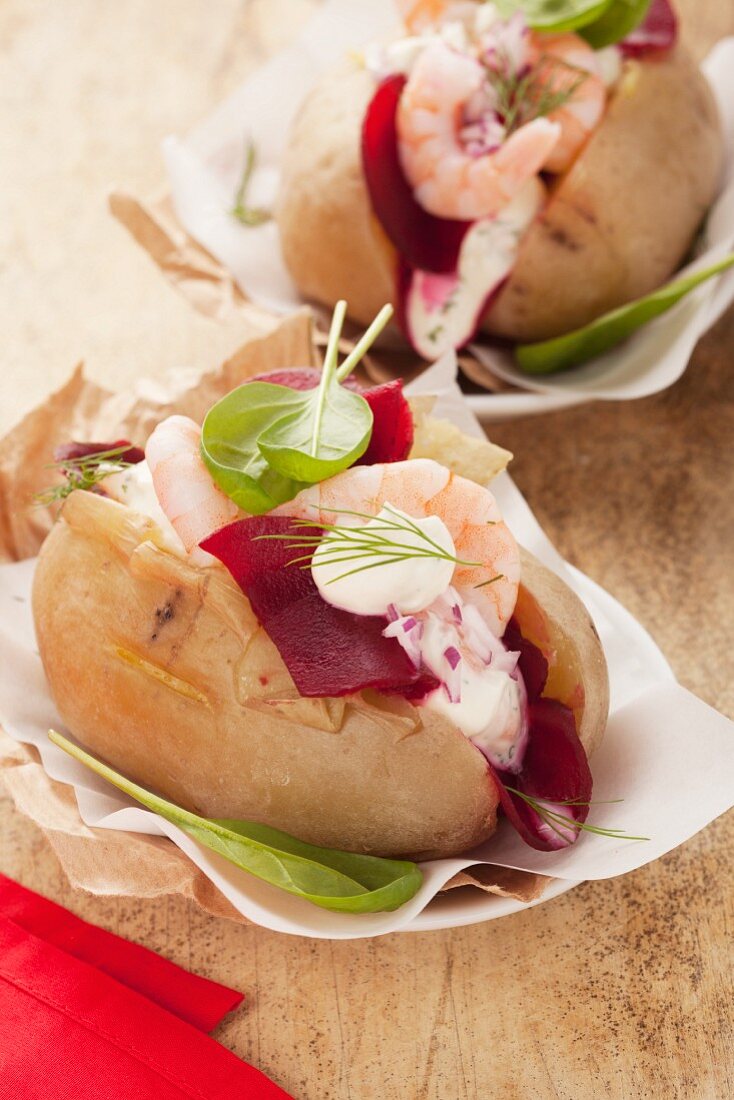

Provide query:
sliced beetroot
left=620, top=0, right=677, bottom=56
left=361, top=74, right=470, bottom=274
left=486, top=698, right=592, bottom=852
left=250, top=367, right=362, bottom=393
left=201, top=516, right=439, bottom=699
left=503, top=617, right=548, bottom=703
left=358, top=379, right=414, bottom=465
left=53, top=440, right=145, bottom=466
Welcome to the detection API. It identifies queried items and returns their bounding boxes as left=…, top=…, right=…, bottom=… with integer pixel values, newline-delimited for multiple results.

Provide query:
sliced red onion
left=442, top=663, right=462, bottom=704
left=386, top=603, right=399, bottom=623
left=444, top=645, right=462, bottom=670
left=383, top=614, right=424, bottom=668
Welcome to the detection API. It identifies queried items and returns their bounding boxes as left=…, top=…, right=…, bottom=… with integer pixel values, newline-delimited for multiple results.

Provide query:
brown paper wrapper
left=0, top=298, right=545, bottom=920
left=108, top=190, right=515, bottom=393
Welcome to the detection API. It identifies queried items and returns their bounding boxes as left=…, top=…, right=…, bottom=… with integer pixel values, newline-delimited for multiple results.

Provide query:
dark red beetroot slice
left=620, top=0, right=677, bottom=56
left=251, top=367, right=362, bottom=392
left=485, top=698, right=592, bottom=852
left=357, top=379, right=414, bottom=464
left=201, top=516, right=439, bottom=699
left=503, top=617, right=548, bottom=703
left=249, top=368, right=414, bottom=465
left=54, top=440, right=145, bottom=466
left=362, top=75, right=470, bottom=275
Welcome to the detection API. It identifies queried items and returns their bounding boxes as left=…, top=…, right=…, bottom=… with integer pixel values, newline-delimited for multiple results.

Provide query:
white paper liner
left=1, top=353, right=732, bottom=939
left=161, top=1, right=734, bottom=413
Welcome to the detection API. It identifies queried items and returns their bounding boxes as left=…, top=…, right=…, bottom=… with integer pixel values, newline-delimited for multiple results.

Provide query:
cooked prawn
left=275, top=458, right=520, bottom=637
left=146, top=415, right=241, bottom=564
left=397, top=41, right=560, bottom=220
left=528, top=33, right=607, bottom=174
left=397, top=0, right=452, bottom=34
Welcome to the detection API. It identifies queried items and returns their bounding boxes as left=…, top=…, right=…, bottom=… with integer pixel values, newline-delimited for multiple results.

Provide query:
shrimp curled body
left=276, top=458, right=520, bottom=637
left=146, top=415, right=241, bottom=564
left=529, top=33, right=607, bottom=174
left=397, top=41, right=560, bottom=221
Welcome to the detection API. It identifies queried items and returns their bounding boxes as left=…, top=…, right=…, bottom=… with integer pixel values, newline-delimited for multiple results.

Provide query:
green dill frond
left=34, top=446, right=135, bottom=508
left=504, top=787, right=649, bottom=842
left=486, top=51, right=588, bottom=135
left=253, top=504, right=497, bottom=586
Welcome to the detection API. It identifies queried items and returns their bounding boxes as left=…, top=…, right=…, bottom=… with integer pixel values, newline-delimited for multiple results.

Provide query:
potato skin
left=33, top=491, right=607, bottom=859
left=276, top=49, right=723, bottom=341
left=276, top=60, right=395, bottom=327
left=484, top=50, right=723, bottom=341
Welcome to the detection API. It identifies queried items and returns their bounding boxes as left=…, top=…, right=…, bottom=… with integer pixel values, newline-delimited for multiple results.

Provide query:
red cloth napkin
left=0, top=875, right=292, bottom=1099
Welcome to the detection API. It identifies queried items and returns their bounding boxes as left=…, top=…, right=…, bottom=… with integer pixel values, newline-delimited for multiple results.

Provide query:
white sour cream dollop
left=311, top=503, right=456, bottom=617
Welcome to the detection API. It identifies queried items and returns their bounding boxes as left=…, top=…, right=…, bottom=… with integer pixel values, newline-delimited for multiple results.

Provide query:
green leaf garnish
left=231, top=138, right=271, bottom=227
left=494, top=0, right=653, bottom=42
left=49, top=730, right=423, bottom=914
left=515, top=254, right=734, bottom=374
left=255, top=503, right=491, bottom=585
left=256, top=302, right=374, bottom=482
left=493, top=0, right=615, bottom=33
left=486, top=52, right=588, bottom=136
left=578, top=0, right=651, bottom=47
left=504, top=787, right=650, bottom=841
left=200, top=383, right=309, bottom=513
left=34, top=446, right=137, bottom=507
left=200, top=302, right=393, bottom=513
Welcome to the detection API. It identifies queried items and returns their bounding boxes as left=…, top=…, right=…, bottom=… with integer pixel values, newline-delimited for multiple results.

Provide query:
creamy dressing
left=418, top=601, right=527, bottom=770
left=383, top=585, right=528, bottom=769
left=405, top=177, right=544, bottom=360
left=311, top=504, right=456, bottom=617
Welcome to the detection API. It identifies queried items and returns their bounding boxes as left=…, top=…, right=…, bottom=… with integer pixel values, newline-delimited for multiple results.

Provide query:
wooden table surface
left=1, top=2, right=733, bottom=1097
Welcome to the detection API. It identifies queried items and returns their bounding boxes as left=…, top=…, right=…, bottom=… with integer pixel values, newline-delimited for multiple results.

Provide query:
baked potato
left=276, top=46, right=723, bottom=344
left=32, top=487, right=608, bottom=860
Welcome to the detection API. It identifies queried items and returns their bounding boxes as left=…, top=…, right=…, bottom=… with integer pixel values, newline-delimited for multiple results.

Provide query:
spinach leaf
left=494, top=0, right=614, bottom=32
left=200, top=302, right=392, bottom=512
left=515, top=255, right=734, bottom=374
left=201, top=382, right=307, bottom=513
left=579, top=0, right=651, bottom=47
left=49, top=731, right=422, bottom=914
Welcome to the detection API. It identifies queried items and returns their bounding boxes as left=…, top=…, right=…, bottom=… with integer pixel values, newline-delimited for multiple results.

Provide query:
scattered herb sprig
left=505, top=787, right=650, bottom=842
left=487, top=52, right=588, bottom=135
left=34, top=446, right=136, bottom=508
left=256, top=504, right=504, bottom=589
left=231, top=138, right=271, bottom=227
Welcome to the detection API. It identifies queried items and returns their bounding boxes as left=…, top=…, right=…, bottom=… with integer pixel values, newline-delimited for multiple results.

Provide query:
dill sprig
left=231, top=138, right=271, bottom=227
left=486, top=51, right=588, bottom=135
left=34, top=446, right=135, bottom=507
left=504, top=787, right=650, bottom=843
left=255, top=505, right=504, bottom=589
